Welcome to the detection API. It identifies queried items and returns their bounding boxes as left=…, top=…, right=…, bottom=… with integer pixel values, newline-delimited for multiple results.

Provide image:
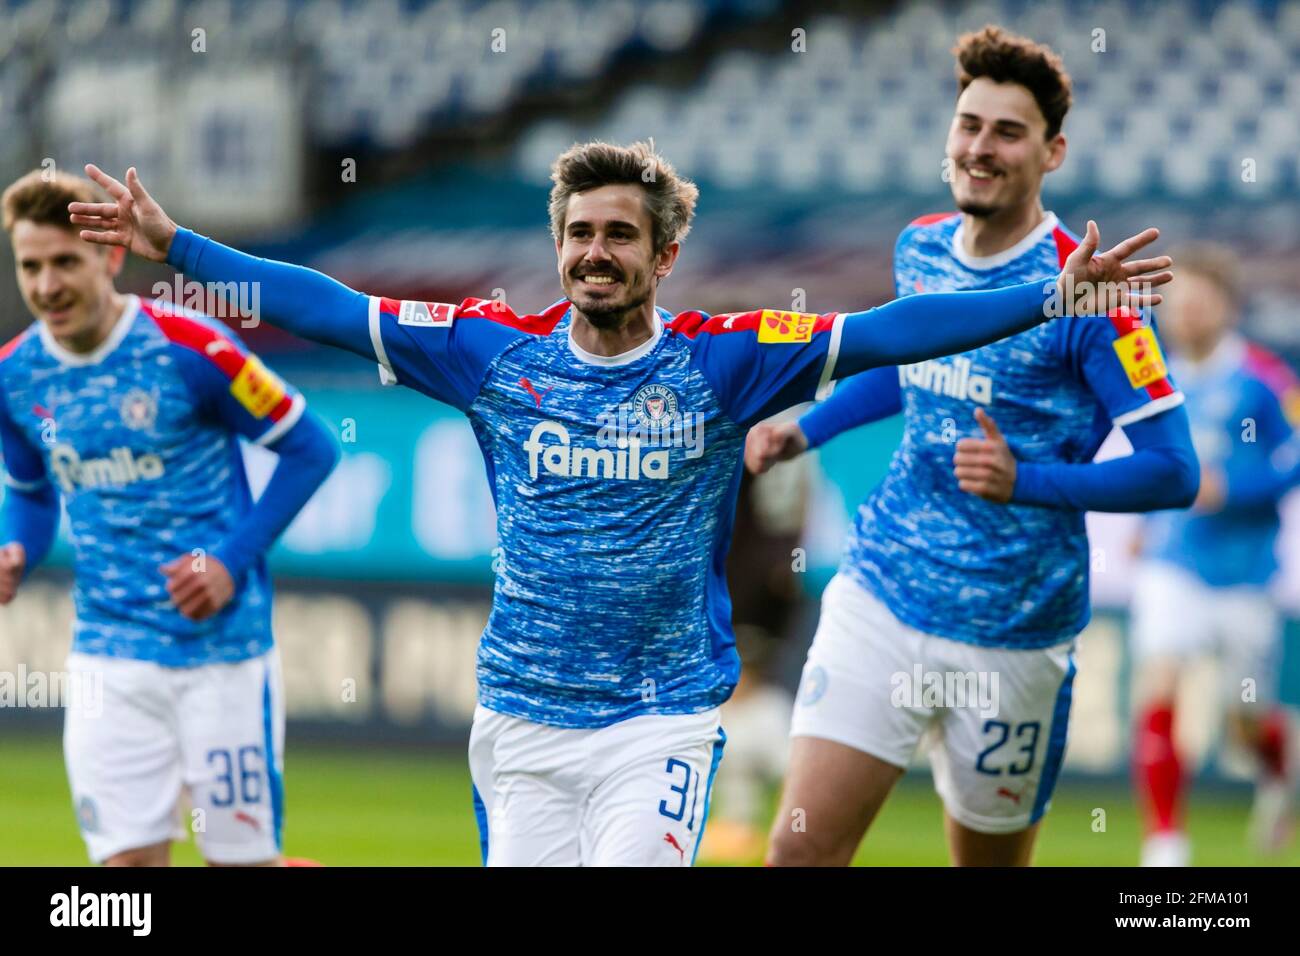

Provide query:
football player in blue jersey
left=0, top=170, right=339, bottom=866
left=1130, top=244, right=1300, bottom=865
left=69, top=142, right=1171, bottom=866
left=747, top=27, right=1200, bottom=866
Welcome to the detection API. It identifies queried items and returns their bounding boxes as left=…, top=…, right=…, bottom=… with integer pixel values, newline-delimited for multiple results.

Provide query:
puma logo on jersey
left=899, top=356, right=992, bottom=404
left=48, top=444, right=165, bottom=493
left=522, top=421, right=670, bottom=481
left=664, top=832, right=685, bottom=860
left=519, top=376, right=553, bottom=409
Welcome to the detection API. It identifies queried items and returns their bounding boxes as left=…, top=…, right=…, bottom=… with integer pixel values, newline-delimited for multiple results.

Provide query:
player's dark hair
left=953, top=26, right=1073, bottom=140
left=2, top=169, right=105, bottom=234
left=549, top=140, right=698, bottom=253
left=1168, top=242, right=1241, bottom=305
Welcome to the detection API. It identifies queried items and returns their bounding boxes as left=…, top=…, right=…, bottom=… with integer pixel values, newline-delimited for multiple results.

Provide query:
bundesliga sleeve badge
left=397, top=301, right=456, bottom=327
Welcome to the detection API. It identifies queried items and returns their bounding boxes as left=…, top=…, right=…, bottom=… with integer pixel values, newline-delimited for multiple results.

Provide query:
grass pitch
left=2, top=733, right=1294, bottom=867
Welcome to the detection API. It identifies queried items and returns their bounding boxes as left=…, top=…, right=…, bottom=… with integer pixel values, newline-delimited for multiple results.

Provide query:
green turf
left=2, top=733, right=1295, bottom=866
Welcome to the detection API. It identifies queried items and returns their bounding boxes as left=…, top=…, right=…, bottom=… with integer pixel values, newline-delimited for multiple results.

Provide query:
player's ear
left=1043, top=132, right=1066, bottom=174
left=104, top=243, right=127, bottom=277
left=654, top=241, right=680, bottom=280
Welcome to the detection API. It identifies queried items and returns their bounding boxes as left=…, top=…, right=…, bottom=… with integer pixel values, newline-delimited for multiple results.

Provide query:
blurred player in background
left=0, top=171, right=339, bottom=866
left=698, top=450, right=808, bottom=863
left=1130, top=244, right=1300, bottom=866
left=70, top=143, right=1169, bottom=866
left=747, top=27, right=1198, bottom=866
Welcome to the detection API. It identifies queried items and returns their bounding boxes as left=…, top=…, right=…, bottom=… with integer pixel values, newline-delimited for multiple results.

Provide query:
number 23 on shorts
left=975, top=720, right=1041, bottom=776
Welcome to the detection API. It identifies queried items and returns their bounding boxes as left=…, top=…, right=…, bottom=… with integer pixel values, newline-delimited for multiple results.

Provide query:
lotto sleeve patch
left=230, top=354, right=289, bottom=419
left=1111, top=326, right=1170, bottom=391
left=757, top=310, right=819, bottom=344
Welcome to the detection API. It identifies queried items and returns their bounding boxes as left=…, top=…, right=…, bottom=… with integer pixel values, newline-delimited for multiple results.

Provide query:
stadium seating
left=0, top=0, right=765, bottom=151
left=2, top=0, right=1295, bottom=199
left=515, top=0, right=1300, bottom=198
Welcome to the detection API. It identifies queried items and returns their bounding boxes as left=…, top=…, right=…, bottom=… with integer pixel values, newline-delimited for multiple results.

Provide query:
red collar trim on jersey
left=0, top=329, right=28, bottom=363
left=909, top=211, right=960, bottom=227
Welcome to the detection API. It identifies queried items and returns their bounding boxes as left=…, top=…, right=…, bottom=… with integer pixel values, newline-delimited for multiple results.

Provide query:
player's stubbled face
left=11, top=221, right=115, bottom=344
left=946, top=77, right=1063, bottom=217
left=557, top=184, right=661, bottom=330
left=1160, top=271, right=1234, bottom=357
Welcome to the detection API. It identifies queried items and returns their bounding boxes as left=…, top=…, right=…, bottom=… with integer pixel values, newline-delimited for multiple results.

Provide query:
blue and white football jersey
left=367, top=296, right=844, bottom=727
left=0, top=296, right=306, bottom=665
left=1143, top=334, right=1300, bottom=588
left=841, top=213, right=1184, bottom=648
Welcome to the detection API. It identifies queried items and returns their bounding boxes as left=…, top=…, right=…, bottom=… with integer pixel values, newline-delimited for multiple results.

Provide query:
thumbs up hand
left=953, top=408, right=1017, bottom=504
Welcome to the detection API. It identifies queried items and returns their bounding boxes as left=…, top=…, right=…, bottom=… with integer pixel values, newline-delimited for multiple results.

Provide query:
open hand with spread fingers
left=67, top=164, right=178, bottom=263
left=1056, top=220, right=1173, bottom=316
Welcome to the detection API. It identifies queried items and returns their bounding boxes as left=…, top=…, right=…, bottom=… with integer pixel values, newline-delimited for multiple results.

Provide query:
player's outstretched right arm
left=69, top=165, right=373, bottom=360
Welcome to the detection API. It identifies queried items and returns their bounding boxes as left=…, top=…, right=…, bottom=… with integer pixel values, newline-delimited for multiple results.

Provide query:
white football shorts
left=790, top=573, right=1077, bottom=835
left=63, top=648, right=285, bottom=864
left=1129, top=560, right=1282, bottom=705
left=468, top=704, right=726, bottom=866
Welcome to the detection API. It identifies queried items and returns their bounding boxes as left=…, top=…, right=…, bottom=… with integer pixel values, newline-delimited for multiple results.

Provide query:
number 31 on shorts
left=658, top=757, right=704, bottom=830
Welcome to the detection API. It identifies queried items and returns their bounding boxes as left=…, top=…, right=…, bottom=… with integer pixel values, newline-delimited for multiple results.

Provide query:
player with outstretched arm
left=746, top=28, right=1200, bottom=867
left=69, top=143, right=1170, bottom=866
left=0, top=171, right=339, bottom=866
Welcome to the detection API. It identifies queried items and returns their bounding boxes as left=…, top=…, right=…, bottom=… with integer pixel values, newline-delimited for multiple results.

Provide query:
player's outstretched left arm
left=832, top=221, right=1172, bottom=378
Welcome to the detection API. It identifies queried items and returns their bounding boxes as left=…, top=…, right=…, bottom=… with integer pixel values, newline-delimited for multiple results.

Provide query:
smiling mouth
left=965, top=167, right=999, bottom=181
left=577, top=274, right=620, bottom=287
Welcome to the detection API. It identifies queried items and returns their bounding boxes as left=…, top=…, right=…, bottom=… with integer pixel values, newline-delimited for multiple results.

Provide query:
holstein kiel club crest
left=631, top=383, right=678, bottom=429
left=120, top=388, right=158, bottom=431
